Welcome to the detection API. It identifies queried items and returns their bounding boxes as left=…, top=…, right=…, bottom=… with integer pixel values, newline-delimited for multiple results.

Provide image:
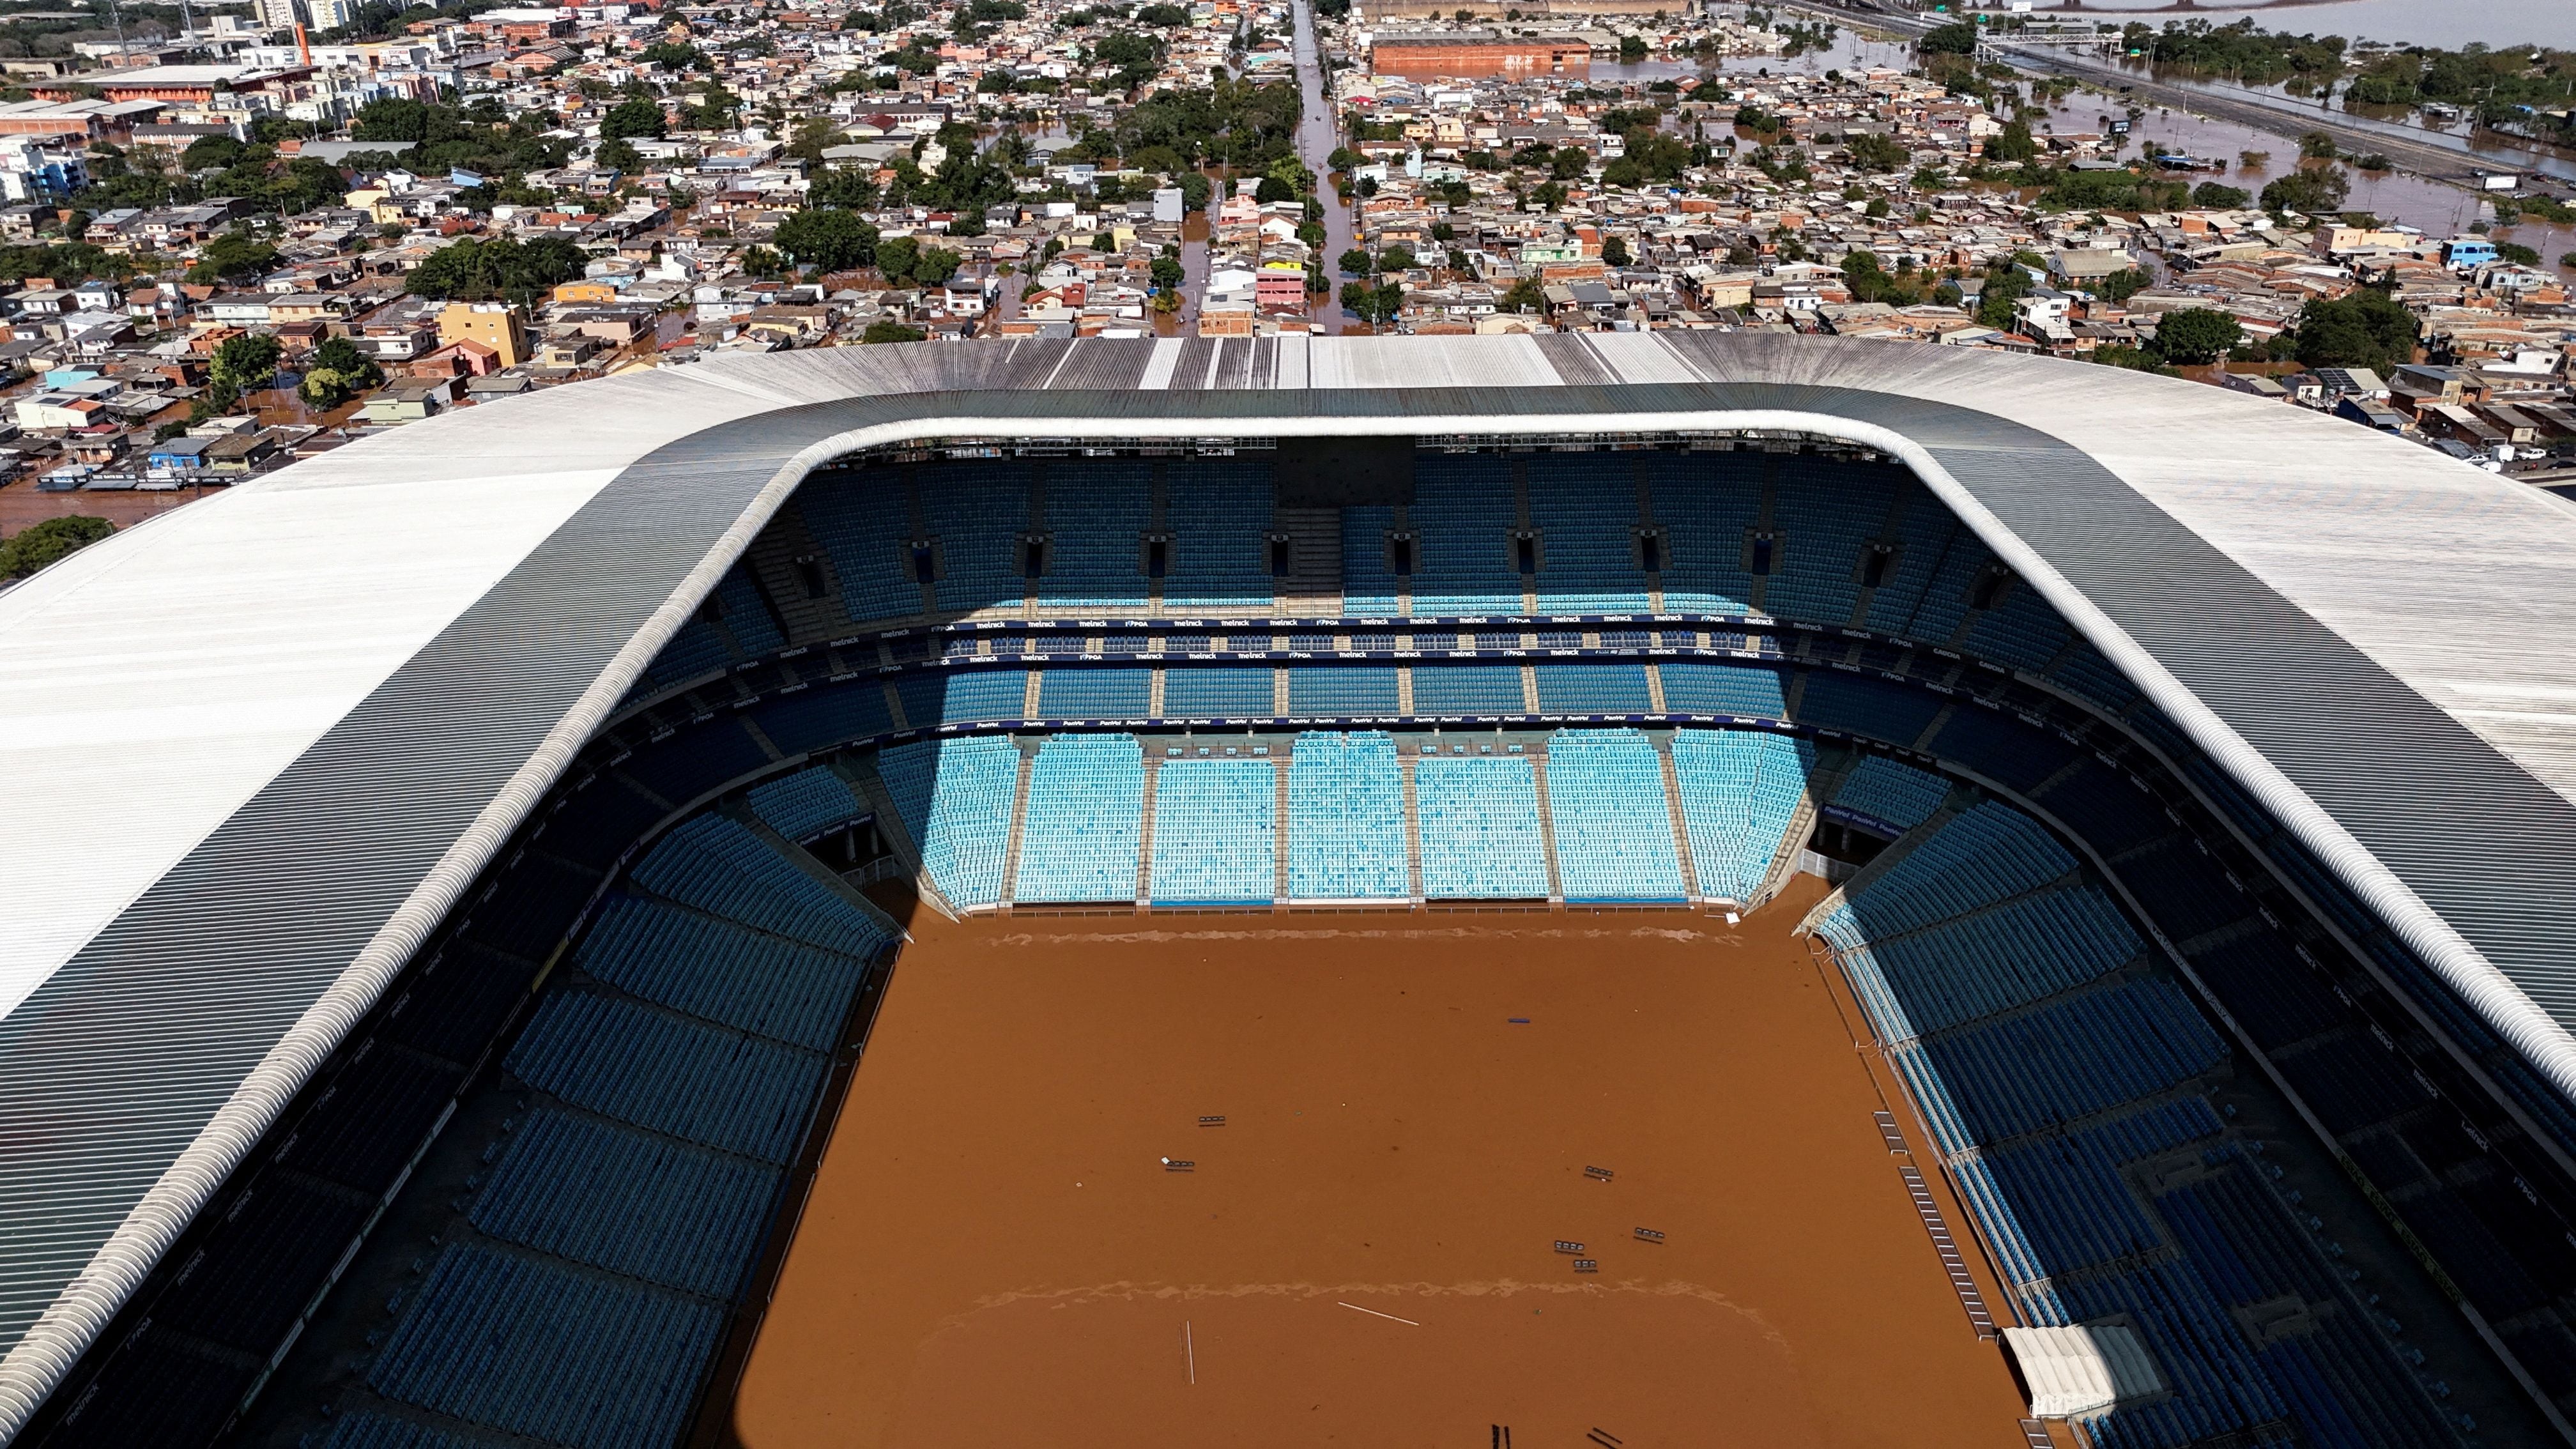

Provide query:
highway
left=1770, top=0, right=2576, bottom=193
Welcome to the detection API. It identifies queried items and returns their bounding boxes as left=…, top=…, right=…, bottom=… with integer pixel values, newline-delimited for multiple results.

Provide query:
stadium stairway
left=1809, top=802, right=2470, bottom=1449
left=1526, top=751, right=1569, bottom=905
left=264, top=815, right=899, bottom=1449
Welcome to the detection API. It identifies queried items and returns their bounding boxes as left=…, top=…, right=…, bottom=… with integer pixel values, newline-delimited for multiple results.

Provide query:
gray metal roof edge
left=1, top=373, right=2565, bottom=1437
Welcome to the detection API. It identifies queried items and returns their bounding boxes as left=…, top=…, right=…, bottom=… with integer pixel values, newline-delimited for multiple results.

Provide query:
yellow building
left=551, top=279, right=620, bottom=305
left=438, top=302, right=530, bottom=370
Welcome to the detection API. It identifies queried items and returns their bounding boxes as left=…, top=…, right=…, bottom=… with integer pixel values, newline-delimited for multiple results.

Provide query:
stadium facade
left=6, top=333, right=2576, bottom=1445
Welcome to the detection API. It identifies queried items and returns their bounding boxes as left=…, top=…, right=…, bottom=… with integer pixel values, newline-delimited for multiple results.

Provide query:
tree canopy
left=0, top=516, right=113, bottom=579
left=2291, top=289, right=2418, bottom=372
left=209, top=334, right=283, bottom=394
left=602, top=95, right=668, bottom=141
left=2154, top=307, right=2243, bottom=365
left=187, top=231, right=280, bottom=285
left=406, top=235, right=588, bottom=302
left=775, top=208, right=880, bottom=272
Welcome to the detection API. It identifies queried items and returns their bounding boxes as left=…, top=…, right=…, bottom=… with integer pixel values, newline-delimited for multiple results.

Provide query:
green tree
left=1919, top=20, right=1977, bottom=54
left=775, top=208, right=880, bottom=271
left=298, top=334, right=385, bottom=407
left=1602, top=235, right=1630, bottom=267
left=1618, top=34, right=1646, bottom=62
left=2154, top=307, right=2242, bottom=364
left=2191, top=181, right=2251, bottom=209
left=913, top=247, right=963, bottom=286
left=1500, top=275, right=1547, bottom=312
left=1846, top=132, right=1906, bottom=172
left=209, top=333, right=284, bottom=394
left=1986, top=119, right=2039, bottom=165
left=407, top=236, right=587, bottom=302
left=1338, top=247, right=1372, bottom=276
left=2094, top=267, right=2152, bottom=303
left=187, top=231, right=279, bottom=284
left=2260, top=165, right=2350, bottom=217
left=875, top=234, right=921, bottom=282
left=0, top=516, right=114, bottom=578
left=1150, top=253, right=1184, bottom=293
left=2497, top=241, right=2540, bottom=267
left=1378, top=245, right=1416, bottom=272
left=180, top=134, right=245, bottom=171
left=2092, top=344, right=2176, bottom=375
left=811, top=164, right=883, bottom=210
left=863, top=319, right=928, bottom=343
left=2291, top=289, right=2418, bottom=372
left=602, top=95, right=667, bottom=141
left=1340, top=278, right=1402, bottom=325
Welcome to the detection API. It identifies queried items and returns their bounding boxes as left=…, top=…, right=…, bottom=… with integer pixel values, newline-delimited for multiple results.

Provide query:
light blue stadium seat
left=874, top=736, right=1020, bottom=908
left=1671, top=728, right=1813, bottom=901
left=1414, top=753, right=1550, bottom=900
left=1015, top=733, right=1144, bottom=903
left=1287, top=732, right=1407, bottom=899
left=1544, top=729, right=1686, bottom=903
left=1149, top=756, right=1277, bottom=904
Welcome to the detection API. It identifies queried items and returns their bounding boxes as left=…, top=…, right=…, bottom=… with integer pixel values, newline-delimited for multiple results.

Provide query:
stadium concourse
left=4, top=335, right=2576, bottom=1446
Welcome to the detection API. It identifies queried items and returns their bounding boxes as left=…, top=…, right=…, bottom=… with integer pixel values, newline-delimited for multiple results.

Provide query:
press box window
left=794, top=554, right=830, bottom=600
left=1860, top=544, right=1893, bottom=590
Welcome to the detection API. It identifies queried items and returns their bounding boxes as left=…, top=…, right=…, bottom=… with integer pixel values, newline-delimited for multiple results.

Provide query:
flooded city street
left=1292, top=0, right=1362, bottom=332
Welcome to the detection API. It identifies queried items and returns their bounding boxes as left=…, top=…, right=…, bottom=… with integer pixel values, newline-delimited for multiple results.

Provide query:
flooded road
left=2062, top=99, right=2576, bottom=259
left=1292, top=0, right=1360, bottom=332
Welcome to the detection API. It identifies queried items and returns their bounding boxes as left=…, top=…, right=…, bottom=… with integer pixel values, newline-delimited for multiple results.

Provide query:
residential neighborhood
left=0, top=0, right=2571, bottom=551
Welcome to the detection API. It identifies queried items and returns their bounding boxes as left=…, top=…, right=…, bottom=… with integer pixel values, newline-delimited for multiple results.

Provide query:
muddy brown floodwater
left=731, top=878, right=2031, bottom=1448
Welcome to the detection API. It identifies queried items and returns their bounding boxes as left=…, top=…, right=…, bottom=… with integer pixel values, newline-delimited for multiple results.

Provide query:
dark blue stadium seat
left=619, top=719, right=775, bottom=811
left=1795, top=671, right=1943, bottom=746
left=280, top=1045, right=465, bottom=1192
left=751, top=680, right=897, bottom=758
left=1924, top=703, right=2078, bottom=794
left=1410, top=663, right=1526, bottom=715
left=505, top=991, right=824, bottom=1164
left=1534, top=662, right=1652, bottom=714
left=2034, top=760, right=2172, bottom=858
left=1163, top=666, right=1275, bottom=719
left=468, top=1108, right=780, bottom=1298
left=367, top=1241, right=723, bottom=1449
left=149, top=1177, right=369, bottom=1353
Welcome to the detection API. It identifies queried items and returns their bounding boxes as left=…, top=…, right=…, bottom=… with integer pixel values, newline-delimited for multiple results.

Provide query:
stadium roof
left=5, top=332, right=2576, bottom=1432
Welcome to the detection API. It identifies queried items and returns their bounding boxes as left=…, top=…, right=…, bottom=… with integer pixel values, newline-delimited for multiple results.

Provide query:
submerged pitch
left=730, top=885, right=2030, bottom=1447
